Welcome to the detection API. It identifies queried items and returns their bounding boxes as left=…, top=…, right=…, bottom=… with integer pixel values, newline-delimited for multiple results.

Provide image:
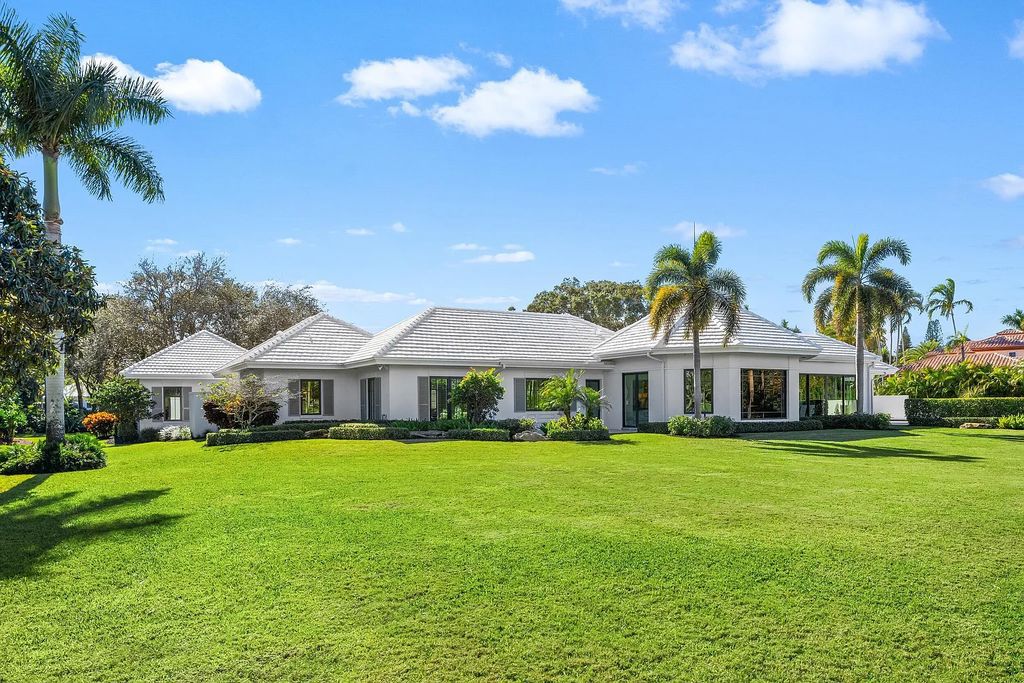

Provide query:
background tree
left=1001, top=309, right=1024, bottom=332
left=647, top=232, right=745, bottom=420
left=925, top=319, right=943, bottom=344
left=926, top=278, right=973, bottom=361
left=451, top=369, right=505, bottom=423
left=780, top=319, right=802, bottom=333
left=90, top=376, right=154, bottom=444
left=0, top=8, right=169, bottom=446
left=527, top=277, right=647, bottom=330
left=899, top=339, right=939, bottom=364
left=802, top=234, right=912, bottom=413
left=889, top=289, right=922, bottom=362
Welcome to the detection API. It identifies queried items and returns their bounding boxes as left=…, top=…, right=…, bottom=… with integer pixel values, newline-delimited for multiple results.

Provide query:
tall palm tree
left=926, top=278, right=973, bottom=361
left=802, top=234, right=912, bottom=412
left=1001, top=309, right=1024, bottom=332
left=889, top=289, right=922, bottom=361
left=0, top=8, right=169, bottom=446
left=647, top=231, right=746, bottom=420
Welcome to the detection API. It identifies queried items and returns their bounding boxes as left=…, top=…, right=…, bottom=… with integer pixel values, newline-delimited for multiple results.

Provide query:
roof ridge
left=220, top=312, right=327, bottom=369
left=375, top=307, right=437, bottom=357
left=594, top=314, right=652, bottom=351
left=123, top=329, right=244, bottom=374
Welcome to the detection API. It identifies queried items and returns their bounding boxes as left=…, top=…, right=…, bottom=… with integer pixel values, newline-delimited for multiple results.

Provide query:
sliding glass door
left=799, top=374, right=855, bottom=417
left=622, top=372, right=649, bottom=428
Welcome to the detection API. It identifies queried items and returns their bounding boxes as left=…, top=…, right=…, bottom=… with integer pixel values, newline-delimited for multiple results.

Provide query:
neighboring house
left=902, top=329, right=1024, bottom=371
left=123, top=307, right=894, bottom=435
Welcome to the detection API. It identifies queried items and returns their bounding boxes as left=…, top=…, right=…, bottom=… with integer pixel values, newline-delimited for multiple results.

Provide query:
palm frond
left=77, top=131, right=163, bottom=202
left=801, top=264, right=841, bottom=301
left=865, top=236, right=911, bottom=269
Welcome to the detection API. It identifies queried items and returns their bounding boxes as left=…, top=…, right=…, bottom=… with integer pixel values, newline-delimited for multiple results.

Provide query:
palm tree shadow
left=0, top=476, right=182, bottom=578
left=753, top=439, right=979, bottom=462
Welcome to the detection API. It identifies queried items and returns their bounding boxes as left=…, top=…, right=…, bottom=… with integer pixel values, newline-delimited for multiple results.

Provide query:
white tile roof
left=347, top=307, right=614, bottom=366
left=797, top=333, right=883, bottom=362
left=220, top=313, right=372, bottom=369
left=123, top=330, right=246, bottom=378
left=593, top=308, right=822, bottom=358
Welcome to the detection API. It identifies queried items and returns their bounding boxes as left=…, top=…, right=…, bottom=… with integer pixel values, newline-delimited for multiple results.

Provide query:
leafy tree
left=0, top=393, right=27, bottom=444
left=926, top=278, right=973, bottom=361
left=925, top=319, right=943, bottom=344
left=526, top=277, right=647, bottom=330
left=1001, top=309, right=1024, bottom=332
left=647, top=232, right=746, bottom=419
left=803, top=234, right=912, bottom=413
left=0, top=8, right=169, bottom=446
left=91, top=376, right=154, bottom=443
left=539, top=369, right=588, bottom=422
left=899, top=339, right=939, bottom=364
left=206, top=374, right=284, bottom=430
left=780, top=319, right=802, bottom=333
left=888, top=289, right=922, bottom=361
left=451, top=369, right=505, bottom=423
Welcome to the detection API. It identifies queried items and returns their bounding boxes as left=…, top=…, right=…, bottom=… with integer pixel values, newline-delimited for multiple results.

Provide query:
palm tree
left=647, top=232, right=746, bottom=420
left=802, top=234, right=912, bottom=412
left=899, top=339, right=939, bottom=364
left=539, top=369, right=587, bottom=422
left=889, top=289, right=922, bottom=361
left=926, top=278, right=973, bottom=361
left=0, top=8, right=169, bottom=446
left=1001, top=309, right=1024, bottom=332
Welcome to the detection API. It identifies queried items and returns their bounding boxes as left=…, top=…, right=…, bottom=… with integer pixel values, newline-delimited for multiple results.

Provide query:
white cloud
left=297, top=280, right=425, bottom=304
left=432, top=68, right=597, bottom=137
left=610, top=260, right=633, bottom=267
left=561, top=0, right=679, bottom=29
left=467, top=250, right=536, bottom=264
left=390, top=222, right=408, bottom=233
left=454, top=295, right=520, bottom=305
left=145, top=237, right=177, bottom=252
left=671, top=0, right=945, bottom=80
left=276, top=237, right=302, bottom=246
left=346, top=228, right=375, bottom=236
left=84, top=53, right=261, bottom=113
left=489, top=52, right=514, bottom=68
left=983, top=173, right=1024, bottom=201
left=449, top=242, right=489, bottom=251
left=387, top=101, right=424, bottom=117
left=338, top=56, right=471, bottom=105
left=148, top=238, right=177, bottom=246
left=590, top=162, right=643, bottom=175
left=668, top=221, right=748, bottom=238
left=715, top=0, right=756, bottom=14
left=176, top=249, right=202, bottom=258
left=1011, top=21, right=1024, bottom=60
left=502, top=243, right=524, bottom=250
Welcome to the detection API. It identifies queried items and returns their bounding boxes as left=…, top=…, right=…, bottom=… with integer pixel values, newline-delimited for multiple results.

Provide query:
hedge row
left=733, top=419, right=823, bottom=434
left=817, top=413, right=890, bottom=430
left=328, top=424, right=411, bottom=440
left=637, top=422, right=670, bottom=434
left=548, top=428, right=610, bottom=441
left=446, top=428, right=510, bottom=441
left=206, top=429, right=305, bottom=446
left=906, top=398, right=1024, bottom=425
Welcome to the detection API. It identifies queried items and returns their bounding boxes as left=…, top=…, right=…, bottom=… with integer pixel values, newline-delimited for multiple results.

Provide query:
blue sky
left=14, top=0, right=1024, bottom=337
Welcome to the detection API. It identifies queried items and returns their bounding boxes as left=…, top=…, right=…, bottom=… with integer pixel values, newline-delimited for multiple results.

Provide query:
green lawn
left=2, top=429, right=1023, bottom=682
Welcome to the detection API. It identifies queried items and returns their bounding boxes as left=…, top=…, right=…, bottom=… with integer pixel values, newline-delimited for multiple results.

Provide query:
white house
left=122, top=306, right=896, bottom=435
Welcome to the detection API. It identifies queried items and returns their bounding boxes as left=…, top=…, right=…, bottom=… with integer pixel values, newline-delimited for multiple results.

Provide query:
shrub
left=206, top=429, right=305, bottom=446
left=735, top=420, right=823, bottom=434
left=328, top=424, right=411, bottom=440
left=251, top=420, right=346, bottom=433
left=0, top=443, right=41, bottom=474
left=205, top=375, right=284, bottom=429
left=451, top=368, right=505, bottom=423
left=876, top=363, right=1024, bottom=399
left=997, top=414, right=1024, bottom=430
left=203, top=398, right=279, bottom=430
left=906, top=398, right=1024, bottom=425
left=82, top=411, right=118, bottom=439
left=637, top=422, right=670, bottom=434
left=139, top=427, right=161, bottom=442
left=0, top=396, right=28, bottom=444
left=390, top=418, right=472, bottom=431
left=668, top=415, right=736, bottom=438
left=818, top=413, right=891, bottom=430
left=548, top=428, right=611, bottom=441
left=2, top=434, right=107, bottom=474
left=158, top=425, right=193, bottom=441
left=446, top=428, right=510, bottom=441
left=91, top=376, right=154, bottom=443
left=539, top=370, right=588, bottom=421
left=59, top=433, right=107, bottom=470
left=481, top=418, right=535, bottom=435
left=545, top=414, right=606, bottom=435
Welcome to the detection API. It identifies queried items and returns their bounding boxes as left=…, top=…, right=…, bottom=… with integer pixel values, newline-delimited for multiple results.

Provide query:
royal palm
left=926, top=278, right=973, bottom=361
left=802, top=234, right=912, bottom=412
left=647, top=232, right=745, bottom=420
left=0, top=9, right=169, bottom=445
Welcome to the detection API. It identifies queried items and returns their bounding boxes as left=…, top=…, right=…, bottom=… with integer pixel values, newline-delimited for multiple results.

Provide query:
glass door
left=622, top=372, right=649, bottom=428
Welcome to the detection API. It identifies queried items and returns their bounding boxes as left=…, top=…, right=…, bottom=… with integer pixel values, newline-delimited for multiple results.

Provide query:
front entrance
left=622, top=372, right=649, bottom=429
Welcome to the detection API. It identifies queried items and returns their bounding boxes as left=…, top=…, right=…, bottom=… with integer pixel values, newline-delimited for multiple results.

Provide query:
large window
left=684, top=369, right=714, bottom=414
left=300, top=379, right=322, bottom=416
left=430, top=377, right=467, bottom=421
left=799, top=374, right=855, bottom=417
left=622, top=372, right=649, bottom=428
left=585, top=379, right=602, bottom=418
left=163, top=386, right=183, bottom=421
left=740, top=369, right=787, bottom=420
left=525, top=378, right=546, bottom=411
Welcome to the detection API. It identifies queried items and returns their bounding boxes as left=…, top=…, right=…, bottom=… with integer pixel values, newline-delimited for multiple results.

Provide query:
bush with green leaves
left=0, top=443, right=40, bottom=474
left=91, top=376, right=154, bottom=443
left=539, top=370, right=588, bottom=421
left=206, top=429, right=305, bottom=446
left=668, top=415, right=736, bottom=438
left=876, top=363, right=1024, bottom=399
left=544, top=414, right=610, bottom=441
left=906, top=398, right=1024, bottom=425
left=735, top=420, right=823, bottom=434
left=205, top=374, right=284, bottom=430
left=482, top=418, right=535, bottom=435
left=139, top=427, right=160, bottom=443
left=997, top=414, right=1024, bottom=430
left=0, top=395, right=28, bottom=444
left=446, top=428, right=510, bottom=441
left=818, top=413, right=891, bottom=430
left=451, top=368, right=505, bottom=423
left=1, top=433, right=106, bottom=474
left=305, top=429, right=329, bottom=439
left=328, top=424, right=411, bottom=440
left=637, top=422, right=670, bottom=434
left=158, top=425, right=192, bottom=441
left=389, top=418, right=472, bottom=431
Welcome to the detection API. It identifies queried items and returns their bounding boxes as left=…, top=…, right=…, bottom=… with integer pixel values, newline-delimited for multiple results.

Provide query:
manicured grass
left=2, top=429, right=1023, bottom=681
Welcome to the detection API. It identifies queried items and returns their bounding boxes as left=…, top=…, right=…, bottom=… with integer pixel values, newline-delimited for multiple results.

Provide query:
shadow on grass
left=0, top=477, right=182, bottom=578
left=578, top=437, right=640, bottom=446
left=738, top=429, right=918, bottom=443
left=752, top=438, right=980, bottom=462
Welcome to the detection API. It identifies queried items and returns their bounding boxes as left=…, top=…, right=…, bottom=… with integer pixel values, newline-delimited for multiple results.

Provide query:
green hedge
left=998, top=414, right=1024, bottom=429
left=547, top=428, right=611, bottom=441
left=906, top=398, right=1024, bottom=425
left=445, top=428, right=510, bottom=441
left=328, top=424, right=411, bottom=440
left=668, top=415, right=736, bottom=438
left=734, top=419, right=823, bottom=434
left=0, top=434, right=106, bottom=474
left=817, top=413, right=891, bottom=430
left=637, top=422, right=670, bottom=434
left=305, top=429, right=329, bottom=439
left=206, top=429, right=305, bottom=446
left=251, top=420, right=348, bottom=433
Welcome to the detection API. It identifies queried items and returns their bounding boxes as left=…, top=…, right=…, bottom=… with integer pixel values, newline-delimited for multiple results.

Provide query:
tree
left=539, top=369, right=588, bottom=422
left=899, top=339, right=939, bottom=364
left=527, top=277, right=647, bottom=330
left=926, top=278, right=973, bottom=361
left=802, top=234, right=912, bottom=413
left=206, top=374, right=284, bottom=430
left=780, top=319, right=802, bottom=333
left=451, top=369, right=505, bottom=423
left=0, top=8, right=169, bottom=447
left=647, top=232, right=746, bottom=420
left=889, top=289, right=922, bottom=362
left=0, top=393, right=27, bottom=444
left=582, top=385, right=611, bottom=419
left=91, top=376, right=154, bottom=444
left=925, top=319, right=943, bottom=344
left=1001, top=309, right=1024, bottom=332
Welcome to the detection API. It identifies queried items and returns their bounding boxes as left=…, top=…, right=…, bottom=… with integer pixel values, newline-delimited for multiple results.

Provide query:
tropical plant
left=206, top=374, right=285, bottom=430
left=899, top=339, right=939, bottom=365
left=539, top=369, right=588, bottom=422
left=0, top=8, right=170, bottom=448
left=802, top=234, right=912, bottom=412
left=889, top=289, right=922, bottom=361
left=451, top=368, right=505, bottom=423
left=81, top=410, right=117, bottom=439
left=876, top=363, right=1024, bottom=399
left=926, top=278, right=973, bottom=361
left=0, top=394, right=27, bottom=444
left=90, top=376, right=154, bottom=443
left=582, top=386, right=611, bottom=419
left=1001, top=309, right=1024, bottom=332
left=647, top=232, right=746, bottom=420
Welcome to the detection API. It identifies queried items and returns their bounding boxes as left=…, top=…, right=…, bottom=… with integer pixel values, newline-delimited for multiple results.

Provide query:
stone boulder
left=410, top=430, right=446, bottom=439
left=514, top=430, right=549, bottom=442
left=959, top=422, right=995, bottom=430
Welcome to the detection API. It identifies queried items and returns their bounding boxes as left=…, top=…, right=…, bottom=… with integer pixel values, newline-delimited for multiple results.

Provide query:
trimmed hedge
left=0, top=434, right=106, bottom=474
left=817, top=413, right=891, bottom=430
left=206, top=429, right=305, bottom=446
left=734, top=419, right=823, bottom=434
left=637, top=422, right=670, bottom=434
left=328, top=424, right=411, bottom=440
left=668, top=415, right=736, bottom=438
left=446, top=428, right=510, bottom=441
left=906, top=398, right=1024, bottom=425
left=305, top=429, right=329, bottom=439
left=251, top=420, right=348, bottom=433
left=548, top=428, right=611, bottom=441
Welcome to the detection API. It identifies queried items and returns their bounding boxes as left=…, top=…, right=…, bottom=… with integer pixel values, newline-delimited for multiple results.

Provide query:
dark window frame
left=798, top=373, right=856, bottom=418
left=430, top=376, right=466, bottom=421
left=683, top=368, right=714, bottom=415
left=739, top=369, right=787, bottom=420
left=300, top=379, right=322, bottom=416
left=163, top=386, right=183, bottom=421
left=585, top=378, right=602, bottom=418
left=524, top=378, right=547, bottom=412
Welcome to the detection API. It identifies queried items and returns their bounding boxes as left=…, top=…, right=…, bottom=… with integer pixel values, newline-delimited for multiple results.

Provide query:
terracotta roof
left=967, top=331, right=1024, bottom=352
left=902, top=351, right=1022, bottom=371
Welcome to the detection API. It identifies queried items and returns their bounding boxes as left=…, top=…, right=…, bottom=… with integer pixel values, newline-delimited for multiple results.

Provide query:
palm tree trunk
left=951, top=311, right=965, bottom=361
left=692, top=324, right=703, bottom=420
left=42, top=150, right=66, bottom=448
left=855, top=299, right=865, bottom=413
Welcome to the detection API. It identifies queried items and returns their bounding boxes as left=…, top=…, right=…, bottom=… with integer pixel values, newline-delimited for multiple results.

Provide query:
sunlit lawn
left=2, top=428, right=1023, bottom=681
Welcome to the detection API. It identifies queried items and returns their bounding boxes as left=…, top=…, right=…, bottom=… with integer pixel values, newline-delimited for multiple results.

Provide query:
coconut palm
left=539, top=369, right=587, bottom=422
left=1001, top=309, right=1024, bottom=332
left=899, top=339, right=939, bottom=364
left=889, top=289, right=922, bottom=361
left=647, top=232, right=746, bottom=419
left=0, top=8, right=169, bottom=446
left=802, top=234, right=912, bottom=412
left=926, top=278, right=973, bottom=361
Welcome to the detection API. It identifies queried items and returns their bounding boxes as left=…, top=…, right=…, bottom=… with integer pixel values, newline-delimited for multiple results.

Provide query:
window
left=585, top=379, right=602, bottom=418
left=740, top=369, right=787, bottom=420
left=622, top=372, right=649, bottom=428
left=300, top=379, right=322, bottom=416
left=683, top=369, right=714, bottom=414
left=799, top=374, right=855, bottom=417
left=430, top=377, right=466, bottom=421
left=525, top=378, right=546, bottom=411
left=163, top=386, right=183, bottom=421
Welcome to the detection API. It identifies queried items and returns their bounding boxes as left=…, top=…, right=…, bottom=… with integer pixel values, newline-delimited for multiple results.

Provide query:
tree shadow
left=738, top=429, right=918, bottom=443
left=578, top=438, right=640, bottom=446
left=0, top=478, right=182, bottom=578
left=752, top=439, right=980, bottom=462
left=942, top=431, right=1024, bottom=444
